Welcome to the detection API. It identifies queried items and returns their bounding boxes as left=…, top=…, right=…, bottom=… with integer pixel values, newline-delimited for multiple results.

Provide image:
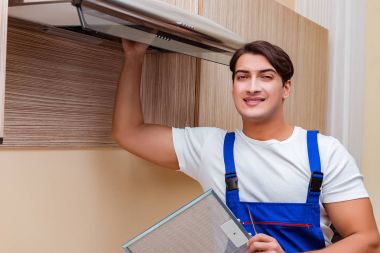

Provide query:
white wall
left=362, top=0, right=380, bottom=225
left=295, top=0, right=366, bottom=165
left=294, top=0, right=380, bottom=224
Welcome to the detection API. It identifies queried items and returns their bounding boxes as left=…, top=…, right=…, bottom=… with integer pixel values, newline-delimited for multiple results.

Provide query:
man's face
left=232, top=53, right=291, bottom=123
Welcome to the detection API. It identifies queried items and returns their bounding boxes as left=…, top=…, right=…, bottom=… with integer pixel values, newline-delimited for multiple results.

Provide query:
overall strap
left=306, top=130, right=324, bottom=204
left=223, top=132, right=241, bottom=205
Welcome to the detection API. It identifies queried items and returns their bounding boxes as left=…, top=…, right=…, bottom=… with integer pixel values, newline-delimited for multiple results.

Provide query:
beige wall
left=362, top=0, right=380, bottom=224
left=0, top=149, right=201, bottom=253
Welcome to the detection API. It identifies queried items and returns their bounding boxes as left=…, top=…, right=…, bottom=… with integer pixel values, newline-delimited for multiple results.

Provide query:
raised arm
left=112, top=39, right=179, bottom=170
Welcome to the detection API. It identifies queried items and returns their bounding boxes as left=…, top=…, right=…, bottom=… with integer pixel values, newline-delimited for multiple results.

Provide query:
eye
left=236, top=74, right=249, bottom=81
left=261, top=75, right=273, bottom=81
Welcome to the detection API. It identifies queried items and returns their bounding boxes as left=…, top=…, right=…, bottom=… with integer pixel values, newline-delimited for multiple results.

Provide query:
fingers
left=248, top=241, right=272, bottom=251
left=121, top=39, right=149, bottom=56
left=246, top=234, right=284, bottom=253
left=248, top=233, right=274, bottom=243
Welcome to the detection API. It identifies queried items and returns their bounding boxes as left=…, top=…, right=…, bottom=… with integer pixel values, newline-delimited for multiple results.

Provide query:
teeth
left=244, top=98, right=265, bottom=101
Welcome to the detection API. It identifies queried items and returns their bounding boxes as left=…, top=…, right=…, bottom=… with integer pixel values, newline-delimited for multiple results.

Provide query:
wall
left=362, top=0, right=380, bottom=224
left=0, top=150, right=201, bottom=253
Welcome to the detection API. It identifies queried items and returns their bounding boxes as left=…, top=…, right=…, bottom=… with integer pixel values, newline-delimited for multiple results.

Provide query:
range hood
left=8, top=0, right=246, bottom=65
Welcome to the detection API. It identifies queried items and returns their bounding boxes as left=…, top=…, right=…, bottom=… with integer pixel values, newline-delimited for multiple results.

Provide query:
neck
left=242, top=115, right=293, bottom=141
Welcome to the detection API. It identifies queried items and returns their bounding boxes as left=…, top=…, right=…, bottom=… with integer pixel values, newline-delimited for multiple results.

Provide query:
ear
left=282, top=80, right=292, bottom=100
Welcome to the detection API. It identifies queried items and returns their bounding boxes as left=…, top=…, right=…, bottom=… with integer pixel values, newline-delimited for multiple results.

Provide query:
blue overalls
left=223, top=130, right=326, bottom=253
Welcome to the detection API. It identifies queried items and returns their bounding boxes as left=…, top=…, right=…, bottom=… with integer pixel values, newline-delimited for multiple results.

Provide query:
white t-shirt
left=172, top=126, right=369, bottom=245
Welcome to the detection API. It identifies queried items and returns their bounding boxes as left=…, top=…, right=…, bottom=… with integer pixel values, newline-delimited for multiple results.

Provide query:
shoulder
left=294, top=127, right=339, bottom=152
left=296, top=128, right=368, bottom=202
left=171, top=127, right=228, bottom=179
left=293, top=127, right=347, bottom=170
left=172, top=127, right=227, bottom=155
left=315, top=131, right=348, bottom=159
left=172, top=127, right=226, bottom=143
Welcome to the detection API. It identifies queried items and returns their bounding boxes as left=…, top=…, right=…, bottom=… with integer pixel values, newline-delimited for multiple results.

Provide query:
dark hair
left=229, top=41, right=294, bottom=84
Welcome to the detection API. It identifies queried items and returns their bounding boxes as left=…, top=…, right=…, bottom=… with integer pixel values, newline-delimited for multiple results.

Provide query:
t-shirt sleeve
left=321, top=137, right=369, bottom=203
left=172, top=127, right=224, bottom=180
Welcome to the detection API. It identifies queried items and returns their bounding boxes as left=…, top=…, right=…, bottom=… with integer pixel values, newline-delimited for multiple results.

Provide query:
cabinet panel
left=199, top=0, right=328, bottom=132
left=142, top=0, right=198, bottom=127
left=0, top=0, right=8, bottom=142
left=141, top=54, right=197, bottom=127
left=3, top=0, right=198, bottom=147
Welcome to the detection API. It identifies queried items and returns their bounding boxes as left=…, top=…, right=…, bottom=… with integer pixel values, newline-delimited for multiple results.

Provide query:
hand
left=246, top=233, right=285, bottom=253
left=121, top=39, right=149, bottom=57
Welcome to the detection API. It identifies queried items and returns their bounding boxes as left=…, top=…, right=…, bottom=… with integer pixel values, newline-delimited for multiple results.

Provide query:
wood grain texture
left=275, top=0, right=295, bottom=10
left=0, top=0, right=8, bottom=140
left=141, top=0, right=197, bottom=127
left=4, top=18, right=125, bottom=147
left=141, top=54, right=196, bottom=127
left=3, top=0, right=198, bottom=147
left=199, top=0, right=328, bottom=132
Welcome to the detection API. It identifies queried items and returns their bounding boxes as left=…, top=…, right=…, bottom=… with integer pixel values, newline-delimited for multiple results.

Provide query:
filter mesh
left=123, top=191, right=249, bottom=253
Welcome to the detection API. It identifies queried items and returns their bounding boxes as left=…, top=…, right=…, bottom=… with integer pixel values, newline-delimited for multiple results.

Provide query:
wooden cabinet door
left=0, top=0, right=8, bottom=143
left=3, top=0, right=198, bottom=147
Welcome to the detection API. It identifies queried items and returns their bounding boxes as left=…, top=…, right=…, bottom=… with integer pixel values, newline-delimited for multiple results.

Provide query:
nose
left=247, top=77, right=261, bottom=93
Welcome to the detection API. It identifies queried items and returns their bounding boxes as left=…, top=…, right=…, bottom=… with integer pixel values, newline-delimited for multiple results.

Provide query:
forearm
left=111, top=40, right=178, bottom=169
left=308, top=232, right=380, bottom=253
left=112, top=53, right=145, bottom=141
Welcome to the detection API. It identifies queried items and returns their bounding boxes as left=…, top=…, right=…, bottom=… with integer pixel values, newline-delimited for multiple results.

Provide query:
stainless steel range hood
left=8, top=0, right=246, bottom=65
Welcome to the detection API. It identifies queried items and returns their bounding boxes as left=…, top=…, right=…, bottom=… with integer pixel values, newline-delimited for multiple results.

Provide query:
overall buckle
left=309, top=172, right=323, bottom=192
left=225, top=172, right=238, bottom=191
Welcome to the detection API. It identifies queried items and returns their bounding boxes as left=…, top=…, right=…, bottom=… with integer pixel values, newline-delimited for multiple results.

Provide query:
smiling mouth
left=243, top=97, right=266, bottom=106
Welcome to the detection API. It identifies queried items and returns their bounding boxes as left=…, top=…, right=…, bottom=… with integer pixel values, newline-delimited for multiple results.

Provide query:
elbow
left=112, top=124, right=139, bottom=150
left=112, top=128, right=122, bottom=145
left=111, top=122, right=121, bottom=143
left=112, top=126, right=130, bottom=148
left=363, top=232, right=380, bottom=253
left=370, top=234, right=380, bottom=252
left=112, top=117, right=128, bottom=145
left=112, top=112, right=144, bottom=148
left=112, top=122, right=128, bottom=147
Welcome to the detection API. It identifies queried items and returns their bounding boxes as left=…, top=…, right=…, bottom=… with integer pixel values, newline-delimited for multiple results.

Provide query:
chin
left=237, top=105, right=277, bottom=122
left=242, top=115, right=268, bottom=123
left=238, top=110, right=268, bottom=123
left=235, top=102, right=280, bottom=123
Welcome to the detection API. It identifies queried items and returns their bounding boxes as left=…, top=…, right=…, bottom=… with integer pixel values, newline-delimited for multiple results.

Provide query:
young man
left=113, top=39, right=380, bottom=253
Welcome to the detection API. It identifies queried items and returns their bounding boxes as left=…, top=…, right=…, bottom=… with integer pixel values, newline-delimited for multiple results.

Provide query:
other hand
left=121, top=39, right=149, bottom=57
left=246, top=233, right=285, bottom=253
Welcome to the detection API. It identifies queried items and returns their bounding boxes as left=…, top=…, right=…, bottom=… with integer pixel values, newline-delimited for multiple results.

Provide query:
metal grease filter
left=123, top=190, right=249, bottom=253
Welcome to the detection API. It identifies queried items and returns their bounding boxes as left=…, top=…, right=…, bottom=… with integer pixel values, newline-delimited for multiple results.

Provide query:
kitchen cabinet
left=0, top=0, right=7, bottom=144
left=1, top=0, right=327, bottom=147
left=2, top=0, right=198, bottom=147
left=198, top=0, right=328, bottom=132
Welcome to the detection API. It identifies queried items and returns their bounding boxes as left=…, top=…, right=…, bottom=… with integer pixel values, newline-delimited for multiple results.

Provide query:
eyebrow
left=234, top=68, right=277, bottom=75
